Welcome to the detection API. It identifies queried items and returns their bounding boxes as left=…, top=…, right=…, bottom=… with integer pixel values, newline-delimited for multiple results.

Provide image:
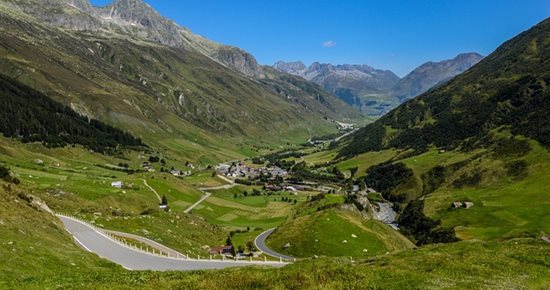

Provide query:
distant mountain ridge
left=338, top=18, right=550, bottom=157
left=391, top=52, right=484, bottom=101
left=273, top=53, right=483, bottom=116
left=274, top=61, right=400, bottom=93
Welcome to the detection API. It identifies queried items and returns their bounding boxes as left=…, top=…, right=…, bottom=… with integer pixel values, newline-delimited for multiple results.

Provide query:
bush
left=492, top=138, right=531, bottom=159
left=398, top=200, right=458, bottom=245
left=452, top=171, right=483, bottom=188
left=505, top=160, right=528, bottom=180
left=364, top=162, right=413, bottom=194
left=422, top=166, right=447, bottom=195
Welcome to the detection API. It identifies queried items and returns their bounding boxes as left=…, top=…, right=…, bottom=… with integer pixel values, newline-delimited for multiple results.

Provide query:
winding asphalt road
left=103, top=229, right=187, bottom=258
left=254, top=228, right=295, bottom=261
left=58, top=215, right=287, bottom=271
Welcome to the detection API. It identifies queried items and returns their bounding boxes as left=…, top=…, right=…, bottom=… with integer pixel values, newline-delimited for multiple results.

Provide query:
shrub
left=398, top=200, right=458, bottom=245
left=364, top=162, right=413, bottom=194
left=505, top=160, right=528, bottom=180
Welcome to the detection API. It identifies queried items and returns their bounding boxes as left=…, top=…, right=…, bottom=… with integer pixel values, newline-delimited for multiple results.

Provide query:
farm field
left=192, top=186, right=308, bottom=230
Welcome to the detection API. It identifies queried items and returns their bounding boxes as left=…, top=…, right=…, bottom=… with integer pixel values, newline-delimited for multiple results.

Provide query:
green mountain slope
left=0, top=74, right=144, bottom=152
left=339, top=18, right=550, bottom=157
left=326, top=19, right=550, bottom=243
left=0, top=3, right=359, bottom=162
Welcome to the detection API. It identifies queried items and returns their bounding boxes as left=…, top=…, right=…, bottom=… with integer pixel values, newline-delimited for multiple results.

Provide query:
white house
left=111, top=181, right=123, bottom=188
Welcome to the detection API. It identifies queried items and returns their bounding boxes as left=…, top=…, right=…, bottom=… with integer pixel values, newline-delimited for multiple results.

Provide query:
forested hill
left=338, top=18, right=550, bottom=158
left=0, top=74, right=145, bottom=153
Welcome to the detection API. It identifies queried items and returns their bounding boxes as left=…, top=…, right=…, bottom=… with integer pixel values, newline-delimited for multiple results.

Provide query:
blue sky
left=91, top=0, right=549, bottom=76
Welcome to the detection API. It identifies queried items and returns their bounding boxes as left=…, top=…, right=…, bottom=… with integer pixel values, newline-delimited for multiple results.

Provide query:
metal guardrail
left=54, top=212, right=290, bottom=264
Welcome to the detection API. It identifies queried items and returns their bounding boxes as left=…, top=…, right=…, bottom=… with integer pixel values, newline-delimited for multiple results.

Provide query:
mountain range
left=0, top=0, right=359, bottom=161
left=273, top=53, right=484, bottom=116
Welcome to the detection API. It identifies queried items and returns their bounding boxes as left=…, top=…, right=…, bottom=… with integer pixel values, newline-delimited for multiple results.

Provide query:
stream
left=372, top=202, right=399, bottom=230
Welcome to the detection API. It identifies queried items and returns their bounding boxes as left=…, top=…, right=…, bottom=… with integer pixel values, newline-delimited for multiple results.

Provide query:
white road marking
left=73, top=236, right=92, bottom=252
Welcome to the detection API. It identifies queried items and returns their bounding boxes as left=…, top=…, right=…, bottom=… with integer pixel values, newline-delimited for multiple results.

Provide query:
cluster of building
left=335, top=121, right=354, bottom=131
left=216, top=162, right=288, bottom=179
left=142, top=161, right=155, bottom=172
left=142, top=161, right=194, bottom=177
left=169, top=169, right=191, bottom=177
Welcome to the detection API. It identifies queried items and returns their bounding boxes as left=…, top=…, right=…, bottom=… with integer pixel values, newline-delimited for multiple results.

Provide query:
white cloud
left=322, top=40, right=336, bottom=48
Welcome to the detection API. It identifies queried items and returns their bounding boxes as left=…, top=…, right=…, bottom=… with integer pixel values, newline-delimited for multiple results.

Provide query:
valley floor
left=1, top=133, right=549, bottom=289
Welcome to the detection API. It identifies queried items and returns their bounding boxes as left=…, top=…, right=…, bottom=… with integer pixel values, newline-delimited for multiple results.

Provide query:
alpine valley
left=0, top=1, right=548, bottom=289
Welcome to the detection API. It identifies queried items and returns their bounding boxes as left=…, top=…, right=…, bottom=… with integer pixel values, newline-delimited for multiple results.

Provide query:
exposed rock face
left=1, top=0, right=101, bottom=31
left=274, top=61, right=400, bottom=93
left=273, top=61, right=306, bottom=75
left=2, top=0, right=264, bottom=77
left=273, top=61, right=401, bottom=116
left=273, top=53, right=483, bottom=116
left=95, top=0, right=186, bottom=47
left=391, top=52, right=484, bottom=101
left=213, top=46, right=264, bottom=78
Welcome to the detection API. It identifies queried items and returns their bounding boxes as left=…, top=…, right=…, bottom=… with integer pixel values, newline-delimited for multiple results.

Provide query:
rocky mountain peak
left=102, top=0, right=159, bottom=27
left=454, top=52, right=484, bottom=61
left=273, top=61, right=307, bottom=74
left=391, top=52, right=484, bottom=101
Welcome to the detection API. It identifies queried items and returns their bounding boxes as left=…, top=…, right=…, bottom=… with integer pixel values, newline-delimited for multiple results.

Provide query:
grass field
left=192, top=188, right=307, bottom=229
left=2, top=183, right=548, bottom=289
left=336, top=149, right=401, bottom=177
left=266, top=209, right=414, bottom=258
left=0, top=137, right=225, bottom=255
left=328, top=135, right=550, bottom=242
left=295, top=193, right=346, bottom=216
left=424, top=141, right=550, bottom=240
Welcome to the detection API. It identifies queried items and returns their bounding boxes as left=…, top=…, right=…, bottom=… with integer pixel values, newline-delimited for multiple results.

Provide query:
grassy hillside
left=316, top=18, right=550, bottom=245
left=339, top=18, right=550, bottom=157
left=321, top=134, right=550, bottom=243
left=266, top=208, right=414, bottom=258
left=0, top=74, right=144, bottom=153
left=0, top=143, right=548, bottom=289
left=0, top=5, right=359, bottom=162
left=0, top=180, right=124, bottom=285
left=423, top=139, right=550, bottom=240
left=2, top=190, right=548, bottom=290
left=0, top=136, right=227, bottom=256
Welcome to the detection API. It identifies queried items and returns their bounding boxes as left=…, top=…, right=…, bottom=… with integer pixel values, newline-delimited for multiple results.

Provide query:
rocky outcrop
left=2, top=0, right=264, bottom=77
left=390, top=52, right=484, bottom=101
left=273, top=61, right=306, bottom=75
left=273, top=61, right=400, bottom=93
left=213, top=46, right=264, bottom=78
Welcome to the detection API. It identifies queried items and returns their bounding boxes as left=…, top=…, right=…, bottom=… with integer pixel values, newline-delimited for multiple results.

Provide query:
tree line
left=0, top=75, right=145, bottom=153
